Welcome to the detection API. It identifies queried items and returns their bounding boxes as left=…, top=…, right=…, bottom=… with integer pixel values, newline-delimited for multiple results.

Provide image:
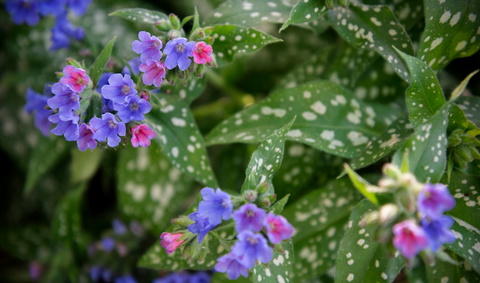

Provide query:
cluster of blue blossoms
left=160, top=188, right=294, bottom=280
left=5, top=0, right=91, bottom=50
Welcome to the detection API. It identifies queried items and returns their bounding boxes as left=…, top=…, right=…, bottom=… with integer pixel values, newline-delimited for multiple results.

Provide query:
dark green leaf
left=447, top=170, right=480, bottom=230
left=456, top=96, right=480, bottom=127
left=109, top=8, right=169, bottom=24
left=85, top=93, right=102, bottom=122
left=192, top=6, right=200, bottom=31
left=161, top=77, right=206, bottom=105
left=447, top=104, right=469, bottom=134
left=270, top=194, right=290, bottom=215
left=253, top=240, right=294, bottom=283
left=280, top=0, right=328, bottom=32
left=424, top=253, right=480, bottom=283
left=88, top=37, right=116, bottom=87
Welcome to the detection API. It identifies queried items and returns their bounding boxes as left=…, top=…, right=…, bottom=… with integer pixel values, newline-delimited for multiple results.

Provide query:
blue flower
left=90, top=266, right=102, bottom=282
left=417, top=183, right=455, bottom=219
left=95, top=72, right=113, bottom=92
left=113, top=95, right=151, bottom=123
left=24, top=88, right=53, bottom=136
left=50, top=12, right=85, bottom=50
left=102, top=269, right=113, bottom=282
left=190, top=272, right=211, bottom=283
left=67, top=0, right=91, bottom=16
left=231, top=231, right=273, bottom=268
left=101, top=236, right=115, bottom=252
left=39, top=0, right=66, bottom=16
left=77, top=123, right=96, bottom=151
left=188, top=212, right=214, bottom=243
left=421, top=216, right=456, bottom=252
left=115, top=275, right=137, bottom=283
left=153, top=273, right=190, bottom=283
left=163, top=37, right=195, bottom=71
left=90, top=113, right=126, bottom=147
left=49, top=113, right=79, bottom=141
left=198, top=187, right=232, bottom=226
left=5, top=0, right=40, bottom=26
left=47, top=82, right=80, bottom=121
left=121, top=57, right=140, bottom=76
left=101, top=74, right=137, bottom=104
left=112, top=218, right=127, bottom=235
left=214, top=252, right=249, bottom=280
left=132, top=31, right=163, bottom=63
left=233, top=203, right=266, bottom=233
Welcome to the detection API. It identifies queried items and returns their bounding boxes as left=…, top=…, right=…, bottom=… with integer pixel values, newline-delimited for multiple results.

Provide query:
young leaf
left=240, top=117, right=295, bottom=195
left=253, top=240, right=294, bottom=283
left=444, top=216, right=480, bottom=274
left=211, top=24, right=282, bottom=67
left=417, top=0, right=480, bottom=71
left=456, top=96, right=480, bottom=128
left=144, top=94, right=218, bottom=187
left=88, top=37, right=116, bottom=87
left=192, top=6, right=200, bottom=31
left=344, top=164, right=378, bottom=204
left=109, top=8, right=169, bottom=24
left=329, top=2, right=414, bottom=83
left=450, top=70, right=479, bottom=101
left=205, top=80, right=401, bottom=159
left=447, top=170, right=480, bottom=230
left=280, top=0, right=328, bottom=32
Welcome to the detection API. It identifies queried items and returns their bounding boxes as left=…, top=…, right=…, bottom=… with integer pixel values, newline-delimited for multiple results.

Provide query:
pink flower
left=131, top=124, right=156, bottom=148
left=264, top=212, right=294, bottom=244
left=139, top=59, right=166, bottom=87
left=392, top=220, right=429, bottom=259
left=160, top=232, right=184, bottom=254
left=60, top=65, right=89, bottom=93
left=192, top=42, right=213, bottom=65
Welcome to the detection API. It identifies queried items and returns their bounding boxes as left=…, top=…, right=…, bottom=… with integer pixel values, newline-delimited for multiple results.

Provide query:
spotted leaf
left=205, top=80, right=401, bottom=159
left=117, top=145, right=193, bottom=235
left=423, top=253, right=480, bottom=283
left=145, top=94, right=217, bottom=187
left=447, top=170, right=480, bottom=230
left=456, top=96, right=480, bottom=127
left=109, top=8, right=168, bottom=24
left=444, top=216, right=480, bottom=274
left=363, top=245, right=405, bottom=283
left=447, top=104, right=469, bottom=134
left=329, top=2, right=414, bottom=83
left=362, top=0, right=424, bottom=31
left=211, top=25, right=282, bottom=67
left=280, top=0, right=328, bottom=32
left=252, top=240, right=294, bottom=283
left=240, top=118, right=295, bottom=195
left=161, top=77, right=206, bottom=105
left=417, top=0, right=480, bottom=71
left=396, top=50, right=447, bottom=128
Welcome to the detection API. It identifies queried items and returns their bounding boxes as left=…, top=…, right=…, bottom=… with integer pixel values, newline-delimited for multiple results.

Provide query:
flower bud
left=257, top=194, right=276, bottom=208
left=398, top=172, right=418, bottom=188
left=155, top=19, right=171, bottom=32
left=448, top=134, right=462, bottom=147
left=360, top=211, right=379, bottom=226
left=454, top=152, right=468, bottom=169
left=255, top=181, right=269, bottom=195
left=203, top=26, right=214, bottom=36
left=55, top=71, right=64, bottom=79
left=338, top=0, right=350, bottom=7
left=382, top=163, right=402, bottom=180
left=460, top=134, right=476, bottom=144
left=456, top=145, right=473, bottom=162
left=243, top=190, right=258, bottom=202
left=194, top=64, right=206, bottom=79
left=378, top=177, right=396, bottom=189
left=204, top=36, right=215, bottom=45
left=326, top=0, right=334, bottom=9
left=169, top=13, right=181, bottom=30
left=398, top=189, right=416, bottom=213
left=65, top=57, right=82, bottom=68
left=232, top=195, right=247, bottom=207
left=168, top=29, right=182, bottom=40
left=470, top=146, right=480, bottom=159
left=379, top=204, right=399, bottom=225
left=172, top=215, right=194, bottom=227
left=191, top=28, right=205, bottom=40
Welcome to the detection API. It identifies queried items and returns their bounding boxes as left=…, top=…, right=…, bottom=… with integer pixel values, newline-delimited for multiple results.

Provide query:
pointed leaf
left=193, top=6, right=200, bottom=31
left=89, top=37, right=116, bottom=87
left=162, top=77, right=206, bottom=105
left=270, top=194, right=290, bottom=215
left=280, top=0, right=328, bottom=32
left=447, top=104, right=469, bottom=134
left=109, top=8, right=169, bottom=24
left=456, top=96, right=480, bottom=127
left=450, top=70, right=479, bottom=101
left=344, top=164, right=378, bottom=204
left=253, top=240, right=294, bottom=283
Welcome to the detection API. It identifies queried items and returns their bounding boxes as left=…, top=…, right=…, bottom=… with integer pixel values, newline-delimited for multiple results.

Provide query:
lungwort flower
left=160, top=232, right=184, bottom=254
left=164, top=37, right=195, bottom=71
left=231, top=230, right=273, bottom=268
left=132, top=31, right=163, bottom=63
left=192, top=42, right=213, bottom=65
left=101, top=74, right=137, bottom=104
left=233, top=203, right=266, bottom=233
left=90, top=113, right=126, bottom=147
left=392, top=220, right=429, bottom=259
left=60, top=65, right=89, bottom=93
left=264, top=212, right=294, bottom=244
left=130, top=124, right=156, bottom=148
left=214, top=253, right=249, bottom=280
left=417, top=183, right=455, bottom=219
left=197, top=187, right=233, bottom=226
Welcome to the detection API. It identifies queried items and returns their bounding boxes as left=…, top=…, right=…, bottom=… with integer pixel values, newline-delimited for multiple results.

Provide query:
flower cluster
left=160, top=187, right=294, bottom=280
left=5, top=0, right=90, bottom=50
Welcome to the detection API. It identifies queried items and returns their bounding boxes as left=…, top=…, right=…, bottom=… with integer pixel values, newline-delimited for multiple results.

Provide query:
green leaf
left=447, top=104, right=469, bottom=134
left=450, top=70, right=479, bottom=101
left=417, top=0, right=480, bottom=71
left=161, top=77, right=206, bottom=105
left=280, top=0, right=328, bottom=32
left=85, top=93, right=102, bottom=122
left=348, top=115, right=414, bottom=171
left=252, top=240, right=294, bottom=283
left=423, top=254, right=480, bottom=283
left=344, top=164, right=378, bottom=204
left=0, top=226, right=51, bottom=261
left=211, top=24, right=282, bottom=67
left=447, top=170, right=480, bottom=230
left=363, top=245, right=405, bottom=283
left=270, top=194, right=289, bottom=215
left=240, top=118, right=295, bottom=195
left=88, top=37, right=116, bottom=87
left=117, top=145, right=193, bottom=235
left=70, top=148, right=102, bottom=184
left=205, top=80, right=401, bottom=158
left=192, top=6, right=200, bottom=31
left=396, top=48, right=447, bottom=128
left=329, top=2, right=414, bottom=83
left=145, top=94, right=217, bottom=187
left=24, top=136, right=69, bottom=194
left=456, top=96, right=480, bottom=127
left=109, top=8, right=169, bottom=24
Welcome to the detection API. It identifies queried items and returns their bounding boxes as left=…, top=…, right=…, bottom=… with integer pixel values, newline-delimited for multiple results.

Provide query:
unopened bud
left=191, top=28, right=205, bottom=40
left=257, top=194, right=276, bottom=208
left=169, top=13, right=181, bottom=30
left=141, top=91, right=149, bottom=101
left=326, top=0, right=334, bottom=9
left=448, top=134, right=462, bottom=147
left=232, top=195, right=247, bottom=207
left=469, top=146, right=480, bottom=159
left=194, top=64, right=205, bottom=79
left=203, top=26, right=214, bottom=36
left=456, top=145, right=473, bottom=162
left=398, top=172, right=418, bottom=188
left=243, top=190, right=258, bottom=202
left=460, top=134, right=476, bottom=144
left=66, top=57, right=82, bottom=68
left=398, top=190, right=416, bottom=213
left=360, top=211, right=379, bottom=226
left=382, top=163, right=402, bottom=180
left=172, top=215, right=194, bottom=227
left=379, top=204, right=399, bottom=225
left=204, top=36, right=215, bottom=45
left=55, top=71, right=64, bottom=79
left=338, top=0, right=350, bottom=7
left=155, top=19, right=171, bottom=32
left=168, top=29, right=182, bottom=40
left=378, top=178, right=396, bottom=189
left=256, top=182, right=269, bottom=195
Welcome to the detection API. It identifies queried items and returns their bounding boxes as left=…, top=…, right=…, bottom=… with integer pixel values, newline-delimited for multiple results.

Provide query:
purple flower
left=102, top=269, right=113, bottom=282
left=60, top=65, right=89, bottom=93
left=95, top=72, right=113, bottom=92
left=114, top=275, right=137, bottom=283
left=112, top=218, right=127, bottom=235
left=214, top=252, right=249, bottom=280
left=113, top=95, right=151, bottom=123
left=35, top=108, right=54, bottom=136
left=5, top=0, right=40, bottom=26
left=132, top=31, right=163, bottom=63
left=421, top=216, right=456, bottom=252
left=264, top=212, right=294, bottom=244
left=90, top=113, right=126, bottom=147
left=131, top=124, right=156, bottom=148
left=77, top=123, right=97, bottom=151
left=188, top=212, right=214, bottom=243
left=122, top=57, right=140, bottom=76
left=101, top=74, right=137, bottom=104
left=232, top=230, right=273, bottom=268
left=39, top=0, right=66, bottom=16
left=153, top=273, right=189, bottom=283
left=417, top=183, right=455, bottom=219
left=233, top=203, right=266, bottom=233
left=164, top=38, right=195, bottom=71
left=198, top=187, right=233, bottom=226
left=24, top=88, right=53, bottom=136
left=392, top=220, right=429, bottom=259
left=139, top=59, right=166, bottom=87
left=190, top=272, right=210, bottom=283
left=101, top=236, right=115, bottom=252
left=67, top=0, right=91, bottom=16
left=49, top=113, right=79, bottom=141
left=50, top=12, right=85, bottom=50
left=29, top=261, right=43, bottom=280
left=90, top=266, right=102, bottom=282
left=47, top=82, right=80, bottom=121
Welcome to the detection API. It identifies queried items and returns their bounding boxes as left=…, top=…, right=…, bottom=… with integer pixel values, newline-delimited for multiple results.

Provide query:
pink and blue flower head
left=139, top=59, right=166, bottom=88
left=417, top=183, right=455, bottom=219
left=214, top=252, right=249, bottom=280
left=39, top=0, right=66, bottom=16
left=48, top=82, right=80, bottom=121
left=114, top=275, right=137, bottom=283
left=49, top=113, right=79, bottom=141
left=60, top=65, right=89, bottom=93
left=264, top=212, right=294, bottom=244
left=192, top=42, right=213, bottom=65
left=113, top=95, right=151, bottom=123
left=101, top=74, right=137, bottom=104
left=131, top=124, right=156, bottom=148
left=421, top=216, right=456, bottom=252
left=77, top=123, right=97, bottom=151
left=188, top=212, right=214, bottom=243
left=233, top=203, right=266, bottom=233
left=232, top=230, right=273, bottom=268
left=67, top=0, right=91, bottom=16
left=5, top=0, right=40, bottom=26
left=50, top=12, right=85, bottom=50
left=198, top=187, right=233, bottom=226
left=90, top=113, right=126, bottom=147
left=392, top=220, right=429, bottom=259
left=25, top=88, right=53, bottom=136
left=160, top=232, right=184, bottom=254
left=164, top=37, right=195, bottom=71
left=112, top=218, right=128, bottom=235
left=101, top=236, right=115, bottom=252
left=132, top=31, right=163, bottom=63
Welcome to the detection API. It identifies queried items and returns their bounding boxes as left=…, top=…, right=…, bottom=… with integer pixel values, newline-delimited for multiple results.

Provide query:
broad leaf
left=329, top=2, right=414, bottom=83
left=252, top=240, right=294, bottom=283
left=447, top=104, right=469, bottom=134
left=447, top=170, right=480, bottom=230
left=89, top=37, right=116, bottom=87
left=117, top=145, right=193, bottom=235
left=363, top=245, right=405, bottom=283
left=456, top=96, right=480, bottom=127
left=280, top=0, right=328, bottom=32
left=211, top=25, right=282, bottom=67
left=109, top=8, right=169, bottom=24
left=70, top=148, right=102, bottom=185
left=424, top=254, right=480, bottom=283
left=205, top=80, right=401, bottom=158
left=145, top=94, right=217, bottom=187
left=444, top=216, right=480, bottom=274
left=241, top=118, right=295, bottom=195
left=417, top=0, right=480, bottom=71
left=162, top=77, right=206, bottom=105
